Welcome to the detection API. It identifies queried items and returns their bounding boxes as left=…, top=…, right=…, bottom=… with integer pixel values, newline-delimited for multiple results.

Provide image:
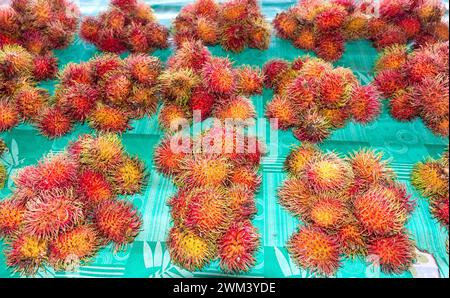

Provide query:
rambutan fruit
left=428, top=21, right=449, bottom=42
left=80, top=16, right=101, bottom=43
left=160, top=68, right=200, bottom=106
left=111, top=0, right=138, bottom=10
left=88, top=104, right=131, bottom=133
left=218, top=220, right=259, bottom=273
left=293, top=27, right=316, bottom=50
left=77, top=170, right=113, bottom=206
left=154, top=137, right=191, bottom=177
left=214, top=96, right=256, bottom=124
left=430, top=196, right=449, bottom=228
left=415, top=75, right=449, bottom=119
left=0, top=45, right=33, bottom=78
left=407, top=51, right=442, bottom=83
left=91, top=54, right=123, bottom=80
left=37, top=108, right=73, bottom=139
left=226, top=185, right=257, bottom=221
left=15, top=87, right=49, bottom=121
left=158, top=103, right=191, bottom=132
left=389, top=88, right=418, bottom=121
left=314, top=5, right=348, bottom=32
left=424, top=116, right=449, bottom=137
left=59, top=63, right=92, bottom=86
left=94, top=199, right=142, bottom=248
left=411, top=160, right=448, bottom=198
left=298, top=57, right=333, bottom=80
left=102, top=71, right=132, bottom=106
left=336, top=223, right=368, bottom=258
left=319, top=70, right=351, bottom=107
left=168, top=40, right=212, bottom=72
left=379, top=0, right=412, bottom=20
left=97, top=31, right=128, bottom=54
left=78, top=133, right=125, bottom=171
left=373, top=25, right=408, bottom=50
left=309, top=197, right=351, bottom=230
left=31, top=153, right=78, bottom=191
left=288, top=226, right=340, bottom=276
left=273, top=10, right=299, bottom=40
left=189, top=87, right=215, bottom=121
left=220, top=23, right=247, bottom=53
left=6, top=234, right=48, bottom=276
left=343, top=14, right=368, bottom=40
left=368, top=232, right=415, bottom=274
left=229, top=166, right=261, bottom=192
left=348, top=149, right=394, bottom=186
left=24, top=189, right=84, bottom=239
left=375, top=45, right=409, bottom=72
left=48, top=224, right=100, bottom=271
left=374, top=69, right=407, bottom=99
left=314, top=33, right=345, bottom=62
left=247, top=17, right=271, bottom=50
left=196, top=17, right=219, bottom=45
left=125, top=54, right=161, bottom=86
left=0, top=198, right=25, bottom=237
left=0, top=7, right=17, bottom=32
left=176, top=155, right=231, bottom=188
left=0, top=101, right=20, bottom=132
left=236, top=66, right=264, bottom=95
left=202, top=57, right=236, bottom=95
left=286, top=76, right=318, bottom=109
left=416, top=0, right=445, bottom=24
left=321, top=108, right=350, bottom=129
left=57, top=84, right=98, bottom=122
left=262, top=59, right=290, bottom=89
left=278, top=178, right=315, bottom=219
left=126, top=23, right=150, bottom=53
left=398, top=16, right=422, bottom=40
left=265, top=95, right=298, bottom=130
left=146, top=23, right=169, bottom=49
left=184, top=187, right=231, bottom=238
left=110, top=156, right=146, bottom=195
left=353, top=186, right=409, bottom=236
left=32, top=54, right=58, bottom=81
left=284, top=143, right=320, bottom=177
left=367, top=18, right=390, bottom=40
left=167, top=226, right=216, bottom=271
left=293, top=111, right=332, bottom=143
left=349, top=84, right=382, bottom=124
left=304, top=153, right=354, bottom=193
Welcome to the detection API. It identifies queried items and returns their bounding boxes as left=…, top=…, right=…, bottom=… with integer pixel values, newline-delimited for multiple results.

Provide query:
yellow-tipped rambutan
left=167, top=226, right=216, bottom=271
left=158, top=103, right=191, bottom=133
left=160, top=68, right=200, bottom=106
left=288, top=226, right=340, bottom=276
left=6, top=234, right=48, bottom=276
left=176, top=155, right=231, bottom=188
left=88, top=104, right=131, bottom=133
left=196, top=17, right=219, bottom=45
left=336, top=222, right=368, bottom=258
left=348, top=149, right=395, bottom=186
left=375, top=44, right=409, bottom=72
left=349, top=84, right=382, bottom=124
left=309, top=197, right=351, bottom=230
left=236, top=66, right=264, bottom=95
left=343, top=14, right=368, bottom=40
left=109, top=156, right=147, bottom=195
left=284, top=143, right=320, bottom=177
left=202, top=57, right=236, bottom=94
left=265, top=95, right=298, bottom=130
left=278, top=178, right=316, bottom=220
left=77, top=170, right=113, bottom=206
left=218, top=220, right=259, bottom=273
left=78, top=133, right=125, bottom=171
left=389, top=88, right=418, bottom=121
left=0, top=101, right=19, bottom=132
left=229, top=166, right=261, bottom=192
left=411, top=160, right=448, bottom=198
left=154, top=136, right=191, bottom=177
left=293, top=27, right=316, bottom=50
left=0, top=45, right=33, bottom=78
left=226, top=185, right=257, bottom=221
left=0, top=198, right=25, bottom=237
left=15, top=87, right=49, bottom=121
left=214, top=96, right=256, bottom=124
left=94, top=199, right=142, bottom=248
left=273, top=10, right=299, bottom=40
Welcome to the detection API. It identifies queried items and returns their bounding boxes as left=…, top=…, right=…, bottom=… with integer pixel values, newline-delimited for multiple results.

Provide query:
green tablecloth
left=0, top=0, right=448, bottom=278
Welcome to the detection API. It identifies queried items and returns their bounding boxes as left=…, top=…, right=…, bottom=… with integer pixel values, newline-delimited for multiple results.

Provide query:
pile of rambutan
left=159, top=40, right=263, bottom=132
left=264, top=56, right=381, bottom=143
left=0, top=0, right=80, bottom=81
left=0, top=133, right=146, bottom=275
left=411, top=149, right=449, bottom=250
left=1, top=53, right=162, bottom=138
left=173, top=0, right=271, bottom=52
left=154, top=126, right=265, bottom=273
left=273, top=0, right=448, bottom=61
left=374, top=41, right=449, bottom=137
left=279, top=144, right=417, bottom=276
left=0, top=138, right=6, bottom=189
left=80, top=0, right=169, bottom=54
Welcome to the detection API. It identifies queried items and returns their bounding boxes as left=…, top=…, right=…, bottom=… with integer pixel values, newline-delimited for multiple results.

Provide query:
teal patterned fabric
left=0, top=0, right=449, bottom=278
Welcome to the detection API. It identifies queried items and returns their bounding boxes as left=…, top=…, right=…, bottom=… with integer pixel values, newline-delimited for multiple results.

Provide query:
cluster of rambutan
left=173, top=0, right=271, bottom=52
left=1, top=53, right=162, bottom=138
left=159, top=40, right=263, bottom=132
left=154, top=126, right=265, bottom=273
left=80, top=0, right=169, bottom=54
left=0, top=133, right=146, bottom=275
left=279, top=144, right=416, bottom=276
left=0, top=138, right=6, bottom=189
left=411, top=149, right=449, bottom=243
left=374, top=41, right=449, bottom=137
left=273, top=0, right=448, bottom=62
left=0, top=0, right=80, bottom=81
left=264, top=56, right=381, bottom=143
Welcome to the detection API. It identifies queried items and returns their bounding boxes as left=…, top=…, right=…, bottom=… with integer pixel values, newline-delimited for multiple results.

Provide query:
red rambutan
left=158, top=103, right=191, bottom=132
left=37, top=108, right=73, bottom=139
left=32, top=54, right=58, bottom=81
left=88, top=104, right=131, bottom=133
left=226, top=185, right=257, bottom=221
left=77, top=170, right=113, bottom=206
left=293, top=111, right=332, bottom=143
left=229, top=166, right=261, bottom=192
left=125, top=54, right=161, bottom=86
left=398, top=16, right=422, bottom=40
left=154, top=137, right=191, bottom=177
left=190, top=87, right=215, bottom=121
left=314, top=33, right=345, bottom=62
left=202, top=57, right=236, bottom=95
left=236, top=66, right=264, bottom=95
left=59, top=63, right=92, bottom=86
left=286, top=76, right=318, bottom=109
left=265, top=95, right=298, bottom=130
left=80, top=16, right=101, bottom=43
left=389, top=88, right=419, bottom=121
left=262, top=59, right=290, bottom=89
left=176, top=155, right=231, bottom=188
left=57, top=84, right=98, bottom=122
left=349, top=84, right=382, bottom=123
left=373, top=25, right=408, bottom=50
left=379, top=0, right=413, bottom=20
left=374, top=69, right=408, bottom=99
left=293, top=27, right=316, bottom=50
left=430, top=196, right=449, bottom=228
left=314, top=5, right=348, bottom=32
left=273, top=10, right=299, bottom=40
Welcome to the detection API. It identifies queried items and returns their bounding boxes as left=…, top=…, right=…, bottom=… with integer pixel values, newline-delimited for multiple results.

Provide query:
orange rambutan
left=353, top=186, right=409, bottom=236
left=229, top=166, right=261, bottom=192
left=102, top=71, right=132, bottom=106
left=314, top=5, right=348, bottom=32
left=91, top=54, right=123, bottom=80
left=286, top=76, right=318, bottom=109
left=0, top=101, right=20, bottom=132
left=94, top=199, right=142, bottom=248
left=319, top=70, right=351, bottom=107
left=167, top=40, right=212, bottom=72
left=304, top=152, right=354, bottom=193
left=218, top=220, right=259, bottom=273
left=343, top=14, right=368, bottom=40
left=59, top=62, right=92, bottom=86
left=15, top=86, right=49, bottom=121
left=220, top=23, right=247, bottom=53
left=110, top=156, right=147, bottom=195
left=176, top=155, right=231, bottom=188
left=336, top=223, right=368, bottom=258
left=37, top=108, right=73, bottom=139
left=309, top=197, right=351, bottom=230
left=226, top=185, right=257, bottom=221
left=375, top=45, right=409, bottom=72
left=88, top=104, right=131, bottom=133
left=349, top=84, right=382, bottom=124
left=265, top=95, right=298, bottom=130
left=6, top=234, right=48, bottom=276
left=293, top=27, right=316, bottom=50
left=273, top=10, right=299, bottom=40
left=284, top=143, right=320, bottom=177
left=348, top=149, right=394, bottom=186
left=247, top=17, right=271, bottom=50
left=262, top=59, right=290, bottom=89
left=125, top=54, right=161, bottom=86
left=407, top=51, right=442, bottom=83
left=160, top=68, right=200, bottom=106
left=196, top=17, right=219, bottom=45
left=78, top=133, right=124, bottom=171
left=374, top=69, right=408, bottom=99
left=77, top=170, right=113, bottom=206
left=367, top=18, right=390, bottom=40
left=80, top=16, right=101, bottom=43
left=415, top=75, right=449, bottom=120
left=47, top=224, right=99, bottom=271
left=167, top=225, right=216, bottom=271
left=214, top=96, right=256, bottom=124
left=278, top=178, right=315, bottom=219
left=202, top=57, right=236, bottom=95
left=314, top=33, right=345, bottom=62
left=0, top=45, right=33, bottom=78
left=0, top=198, right=25, bottom=237
left=430, top=196, right=449, bottom=228
left=154, top=137, right=191, bottom=177
left=416, top=0, right=445, bottom=24
left=428, top=21, right=449, bottom=42
left=31, top=153, right=78, bottom=191
left=288, top=226, right=340, bottom=276
left=57, top=84, right=99, bottom=122
left=389, top=88, right=418, bottom=121
left=24, top=189, right=84, bottom=239
left=368, top=232, right=415, bottom=274
left=158, top=103, right=191, bottom=132
left=235, top=66, right=264, bottom=95
left=126, top=23, right=150, bottom=53
left=293, top=111, right=332, bottom=143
